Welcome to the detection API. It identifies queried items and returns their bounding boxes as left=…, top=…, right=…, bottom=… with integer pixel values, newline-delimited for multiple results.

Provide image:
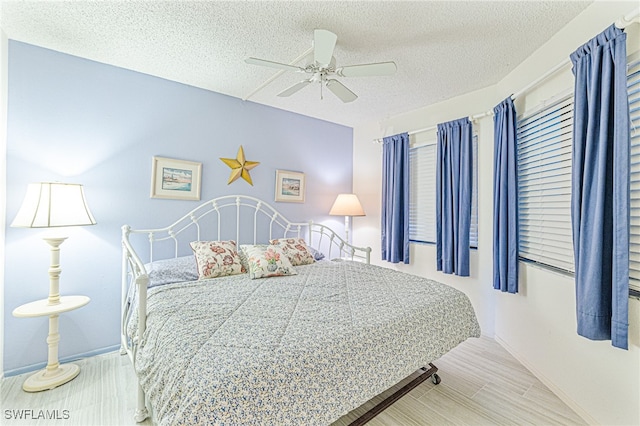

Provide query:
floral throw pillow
left=269, top=238, right=315, bottom=266
left=240, top=244, right=297, bottom=279
left=189, top=240, right=245, bottom=280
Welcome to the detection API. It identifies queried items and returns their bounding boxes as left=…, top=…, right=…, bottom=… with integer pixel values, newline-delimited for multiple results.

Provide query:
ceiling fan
left=245, top=29, right=397, bottom=103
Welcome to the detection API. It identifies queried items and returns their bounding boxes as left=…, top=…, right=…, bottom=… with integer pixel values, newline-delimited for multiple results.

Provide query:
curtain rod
left=373, top=109, right=492, bottom=143
left=373, top=7, right=640, bottom=144
left=512, top=7, right=639, bottom=100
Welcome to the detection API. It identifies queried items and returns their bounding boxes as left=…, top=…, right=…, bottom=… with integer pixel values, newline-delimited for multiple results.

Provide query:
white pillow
left=190, top=240, right=245, bottom=280
left=240, top=244, right=297, bottom=279
left=269, top=238, right=315, bottom=266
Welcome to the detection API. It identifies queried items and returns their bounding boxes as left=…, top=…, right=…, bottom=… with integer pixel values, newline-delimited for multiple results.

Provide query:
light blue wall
left=3, top=41, right=353, bottom=374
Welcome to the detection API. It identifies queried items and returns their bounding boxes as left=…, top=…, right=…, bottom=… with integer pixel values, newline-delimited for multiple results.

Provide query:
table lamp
left=11, top=182, right=96, bottom=392
left=329, top=193, right=365, bottom=243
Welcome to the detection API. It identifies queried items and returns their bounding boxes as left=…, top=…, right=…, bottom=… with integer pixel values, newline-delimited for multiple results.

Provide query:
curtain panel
left=493, top=97, right=519, bottom=293
left=381, top=133, right=410, bottom=264
left=570, top=24, right=629, bottom=349
left=436, top=118, right=473, bottom=276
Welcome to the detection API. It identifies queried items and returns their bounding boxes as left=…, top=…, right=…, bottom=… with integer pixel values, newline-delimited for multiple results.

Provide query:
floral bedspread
left=131, top=260, right=481, bottom=425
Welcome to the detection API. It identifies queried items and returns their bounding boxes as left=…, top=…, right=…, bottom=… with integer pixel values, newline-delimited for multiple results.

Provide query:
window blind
left=409, top=143, right=437, bottom=243
left=409, top=136, right=478, bottom=247
left=517, top=94, right=574, bottom=272
left=628, top=57, right=640, bottom=293
left=470, top=134, right=478, bottom=247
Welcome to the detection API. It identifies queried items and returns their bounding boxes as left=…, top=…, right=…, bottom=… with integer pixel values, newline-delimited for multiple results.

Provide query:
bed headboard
left=122, top=195, right=371, bottom=270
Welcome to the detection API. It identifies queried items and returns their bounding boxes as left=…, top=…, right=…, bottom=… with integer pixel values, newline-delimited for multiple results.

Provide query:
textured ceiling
left=0, top=1, right=595, bottom=127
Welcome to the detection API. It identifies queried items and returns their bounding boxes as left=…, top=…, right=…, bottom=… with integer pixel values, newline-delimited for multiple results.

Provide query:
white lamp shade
left=329, top=193, right=366, bottom=217
left=11, top=182, right=96, bottom=228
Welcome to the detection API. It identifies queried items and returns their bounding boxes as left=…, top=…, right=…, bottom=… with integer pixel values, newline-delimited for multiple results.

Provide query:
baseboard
left=3, top=344, right=122, bottom=378
left=494, top=335, right=598, bottom=425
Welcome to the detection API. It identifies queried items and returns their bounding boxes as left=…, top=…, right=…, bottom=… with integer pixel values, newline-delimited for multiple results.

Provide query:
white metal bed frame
left=120, top=195, right=371, bottom=422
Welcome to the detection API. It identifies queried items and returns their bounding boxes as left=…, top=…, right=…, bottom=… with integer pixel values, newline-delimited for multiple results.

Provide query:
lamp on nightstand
left=11, top=182, right=96, bottom=392
left=329, top=193, right=365, bottom=243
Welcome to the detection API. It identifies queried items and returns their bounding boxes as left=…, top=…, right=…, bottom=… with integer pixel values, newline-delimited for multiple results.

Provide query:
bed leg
left=120, top=344, right=127, bottom=356
left=134, top=384, right=149, bottom=422
left=349, top=363, right=439, bottom=426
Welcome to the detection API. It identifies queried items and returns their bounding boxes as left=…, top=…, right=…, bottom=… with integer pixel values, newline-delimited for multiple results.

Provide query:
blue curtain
left=381, top=133, right=410, bottom=264
left=493, top=97, right=519, bottom=293
left=436, top=118, right=472, bottom=276
left=570, top=24, right=629, bottom=350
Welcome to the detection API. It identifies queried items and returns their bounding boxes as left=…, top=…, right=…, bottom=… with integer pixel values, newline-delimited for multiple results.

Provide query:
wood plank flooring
left=1, top=336, right=585, bottom=425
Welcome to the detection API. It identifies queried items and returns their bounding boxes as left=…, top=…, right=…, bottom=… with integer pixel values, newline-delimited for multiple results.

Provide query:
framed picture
left=275, top=170, right=305, bottom=203
left=151, top=156, right=202, bottom=200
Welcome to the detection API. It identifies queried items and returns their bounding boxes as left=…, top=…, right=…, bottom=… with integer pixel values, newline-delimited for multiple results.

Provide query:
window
left=517, top=54, right=639, bottom=295
left=628, top=56, right=640, bottom=293
left=516, top=94, right=574, bottom=273
left=409, top=136, right=478, bottom=247
left=409, top=143, right=437, bottom=243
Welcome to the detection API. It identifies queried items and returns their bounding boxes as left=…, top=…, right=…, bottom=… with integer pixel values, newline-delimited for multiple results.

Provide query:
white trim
left=3, top=344, right=121, bottom=378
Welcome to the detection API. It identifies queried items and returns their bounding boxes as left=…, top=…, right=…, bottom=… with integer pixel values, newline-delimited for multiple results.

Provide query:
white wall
left=353, top=84, right=499, bottom=337
left=493, top=3, right=640, bottom=425
left=0, top=27, right=8, bottom=380
left=352, top=2, right=640, bottom=425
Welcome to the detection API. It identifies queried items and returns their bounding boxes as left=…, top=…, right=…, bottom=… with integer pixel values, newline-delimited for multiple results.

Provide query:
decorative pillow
left=189, top=240, right=245, bottom=280
left=237, top=244, right=267, bottom=272
left=240, top=244, right=297, bottom=279
left=269, top=238, right=315, bottom=266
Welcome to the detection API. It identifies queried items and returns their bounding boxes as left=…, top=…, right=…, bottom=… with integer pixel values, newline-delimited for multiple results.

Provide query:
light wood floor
left=1, top=336, right=585, bottom=425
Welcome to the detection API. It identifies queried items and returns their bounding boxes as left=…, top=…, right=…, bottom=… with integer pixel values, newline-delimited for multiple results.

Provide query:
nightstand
left=13, top=295, right=90, bottom=392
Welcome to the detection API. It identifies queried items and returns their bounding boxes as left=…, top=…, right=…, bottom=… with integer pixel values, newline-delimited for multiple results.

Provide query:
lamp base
left=22, top=363, right=80, bottom=392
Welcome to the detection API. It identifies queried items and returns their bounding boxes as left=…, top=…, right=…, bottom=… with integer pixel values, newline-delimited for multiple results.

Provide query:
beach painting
left=162, top=167, right=192, bottom=191
left=151, top=156, right=202, bottom=200
left=281, top=177, right=300, bottom=196
left=275, top=170, right=305, bottom=203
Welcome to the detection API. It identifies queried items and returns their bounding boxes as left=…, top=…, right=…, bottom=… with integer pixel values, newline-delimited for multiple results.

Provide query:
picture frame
left=151, top=156, right=202, bottom=200
left=274, top=170, right=305, bottom=203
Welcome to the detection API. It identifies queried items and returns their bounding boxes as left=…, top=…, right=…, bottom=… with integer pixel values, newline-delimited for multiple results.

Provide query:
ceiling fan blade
left=277, top=80, right=311, bottom=97
left=326, top=79, right=357, bottom=103
left=337, top=61, right=397, bottom=77
left=245, top=57, right=304, bottom=72
left=314, top=29, right=337, bottom=67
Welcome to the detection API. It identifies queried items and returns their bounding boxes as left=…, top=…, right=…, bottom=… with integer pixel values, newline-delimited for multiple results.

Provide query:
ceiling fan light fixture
left=246, top=29, right=396, bottom=103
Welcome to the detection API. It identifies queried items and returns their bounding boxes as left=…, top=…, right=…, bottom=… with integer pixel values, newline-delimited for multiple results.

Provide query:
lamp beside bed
left=10, top=182, right=95, bottom=392
left=329, top=193, right=366, bottom=243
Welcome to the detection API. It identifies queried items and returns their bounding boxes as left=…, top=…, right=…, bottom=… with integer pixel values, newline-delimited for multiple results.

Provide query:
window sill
left=519, top=258, right=640, bottom=299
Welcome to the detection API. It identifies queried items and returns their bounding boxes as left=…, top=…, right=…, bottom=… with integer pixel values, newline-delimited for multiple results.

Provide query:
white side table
left=13, top=295, right=90, bottom=392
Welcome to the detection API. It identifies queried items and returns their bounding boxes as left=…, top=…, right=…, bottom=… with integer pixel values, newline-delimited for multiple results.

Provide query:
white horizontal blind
left=470, top=135, right=479, bottom=247
left=517, top=94, right=574, bottom=272
left=409, top=143, right=436, bottom=243
left=628, top=57, right=640, bottom=293
left=409, top=136, right=478, bottom=247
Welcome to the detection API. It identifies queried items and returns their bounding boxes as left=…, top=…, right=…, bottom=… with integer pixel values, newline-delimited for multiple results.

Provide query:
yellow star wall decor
left=220, top=145, right=260, bottom=185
